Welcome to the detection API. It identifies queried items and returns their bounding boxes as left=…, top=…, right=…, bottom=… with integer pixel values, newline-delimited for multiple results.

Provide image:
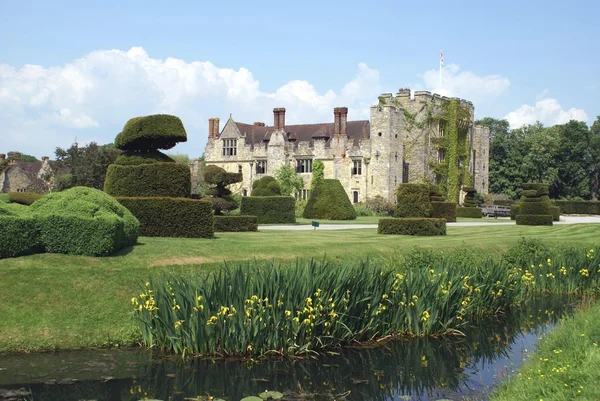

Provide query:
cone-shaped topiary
left=303, top=179, right=356, bottom=220
left=115, top=115, right=187, bottom=151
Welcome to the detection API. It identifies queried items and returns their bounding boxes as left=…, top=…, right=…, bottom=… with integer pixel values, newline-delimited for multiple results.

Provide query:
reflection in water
left=0, top=296, right=578, bottom=401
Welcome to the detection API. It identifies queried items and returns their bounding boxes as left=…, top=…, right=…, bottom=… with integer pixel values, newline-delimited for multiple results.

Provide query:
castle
left=203, top=89, right=490, bottom=203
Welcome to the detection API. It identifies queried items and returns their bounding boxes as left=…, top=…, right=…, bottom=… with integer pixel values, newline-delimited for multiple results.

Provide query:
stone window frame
left=296, top=189, right=310, bottom=200
left=351, top=159, right=362, bottom=176
left=256, top=160, right=267, bottom=175
left=222, top=139, right=237, bottom=156
left=296, top=158, right=312, bottom=174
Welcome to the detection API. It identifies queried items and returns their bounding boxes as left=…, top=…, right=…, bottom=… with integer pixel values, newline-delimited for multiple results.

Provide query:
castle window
left=238, top=165, right=243, bottom=174
left=352, top=191, right=359, bottom=204
left=243, top=189, right=248, bottom=196
left=378, top=132, right=382, bottom=137
left=256, top=160, right=267, bottom=174
left=438, top=149, right=445, bottom=163
left=296, top=159, right=312, bottom=173
left=402, top=163, right=409, bottom=183
left=222, top=139, right=237, bottom=156
left=395, top=152, right=398, bottom=162
left=296, top=189, right=310, bottom=200
left=352, top=160, right=362, bottom=175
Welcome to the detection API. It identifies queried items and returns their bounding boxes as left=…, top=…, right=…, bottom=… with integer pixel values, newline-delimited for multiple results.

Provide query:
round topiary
left=114, top=150, right=176, bottom=166
left=115, top=114, right=187, bottom=151
left=252, top=176, right=281, bottom=196
left=303, top=179, right=356, bottom=220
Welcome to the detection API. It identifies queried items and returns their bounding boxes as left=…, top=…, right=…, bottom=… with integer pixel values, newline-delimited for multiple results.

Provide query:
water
left=0, top=296, right=577, bottom=401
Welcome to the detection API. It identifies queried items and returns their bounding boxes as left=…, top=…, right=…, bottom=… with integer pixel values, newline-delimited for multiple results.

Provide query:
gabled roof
left=234, top=120, right=371, bottom=146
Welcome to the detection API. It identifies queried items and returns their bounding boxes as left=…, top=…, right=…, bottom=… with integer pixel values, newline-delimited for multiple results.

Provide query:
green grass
left=292, top=216, right=512, bottom=225
left=490, top=299, right=600, bottom=401
left=0, top=193, right=10, bottom=203
left=0, top=223, right=599, bottom=353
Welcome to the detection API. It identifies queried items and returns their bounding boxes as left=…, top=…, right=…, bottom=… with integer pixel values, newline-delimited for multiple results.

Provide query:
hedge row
left=456, top=207, right=483, bottom=218
left=395, top=184, right=432, bottom=218
left=116, top=197, right=214, bottom=238
left=8, top=192, right=43, bottom=205
left=510, top=204, right=520, bottom=220
left=553, top=200, right=600, bottom=215
left=115, top=114, right=187, bottom=151
left=519, top=202, right=550, bottom=215
left=241, top=196, right=296, bottom=224
left=303, top=179, right=356, bottom=220
left=0, top=215, right=41, bottom=258
left=114, top=150, right=175, bottom=165
left=550, top=206, right=560, bottom=222
left=430, top=202, right=457, bottom=222
left=104, top=162, right=191, bottom=198
left=213, top=215, right=258, bottom=232
left=378, top=218, right=446, bottom=236
left=516, top=215, right=554, bottom=226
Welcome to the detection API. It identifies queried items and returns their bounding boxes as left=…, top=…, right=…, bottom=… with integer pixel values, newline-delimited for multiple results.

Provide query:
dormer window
left=222, top=139, right=237, bottom=156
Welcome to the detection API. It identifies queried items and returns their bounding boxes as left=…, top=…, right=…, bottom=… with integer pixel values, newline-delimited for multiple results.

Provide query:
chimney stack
left=0, top=154, right=5, bottom=164
left=213, top=118, right=220, bottom=138
left=208, top=118, right=215, bottom=139
left=273, top=108, right=285, bottom=130
left=8, top=152, right=20, bottom=165
left=334, top=107, right=348, bottom=136
left=254, top=122, right=265, bottom=127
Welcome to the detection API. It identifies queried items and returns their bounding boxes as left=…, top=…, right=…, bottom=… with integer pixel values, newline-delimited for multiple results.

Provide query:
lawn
left=0, top=223, right=599, bottom=353
left=286, top=216, right=511, bottom=225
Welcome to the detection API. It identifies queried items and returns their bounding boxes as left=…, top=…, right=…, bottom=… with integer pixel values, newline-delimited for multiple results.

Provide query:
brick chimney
left=334, top=107, right=348, bottom=136
left=273, top=107, right=285, bottom=130
left=254, top=122, right=265, bottom=127
left=213, top=118, right=220, bottom=138
left=273, top=108, right=280, bottom=129
left=278, top=108, right=285, bottom=131
left=208, top=118, right=215, bottom=139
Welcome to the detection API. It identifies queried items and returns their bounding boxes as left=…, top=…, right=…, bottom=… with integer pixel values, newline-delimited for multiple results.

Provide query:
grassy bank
left=491, top=299, right=600, bottom=401
left=0, top=224, right=599, bottom=353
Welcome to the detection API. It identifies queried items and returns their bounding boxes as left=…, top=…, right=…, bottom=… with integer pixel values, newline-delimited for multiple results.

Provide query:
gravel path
left=258, top=216, right=600, bottom=231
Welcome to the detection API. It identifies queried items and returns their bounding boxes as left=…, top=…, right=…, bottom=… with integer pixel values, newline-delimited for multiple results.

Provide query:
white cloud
left=504, top=98, right=588, bottom=128
left=0, top=47, right=382, bottom=158
left=419, top=63, right=510, bottom=104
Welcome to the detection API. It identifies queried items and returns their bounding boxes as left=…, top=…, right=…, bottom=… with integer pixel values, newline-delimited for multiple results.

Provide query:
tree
left=252, top=176, right=281, bottom=196
left=275, top=164, right=304, bottom=196
left=590, top=116, right=600, bottom=200
left=54, top=142, right=122, bottom=191
left=203, top=165, right=243, bottom=214
left=310, top=160, right=324, bottom=192
left=555, top=120, right=593, bottom=199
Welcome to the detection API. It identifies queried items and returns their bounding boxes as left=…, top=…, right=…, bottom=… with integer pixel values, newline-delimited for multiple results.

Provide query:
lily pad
left=258, top=391, right=283, bottom=400
left=241, top=397, right=262, bottom=401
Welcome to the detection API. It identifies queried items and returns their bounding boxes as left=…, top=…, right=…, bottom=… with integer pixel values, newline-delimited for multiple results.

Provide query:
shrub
left=0, top=215, right=41, bottom=258
left=378, top=218, right=446, bottom=236
left=295, top=198, right=307, bottom=218
left=462, top=186, right=479, bottom=208
left=303, top=179, right=356, bottom=220
left=114, top=150, right=175, bottom=165
left=251, top=176, right=281, bottom=196
left=203, top=165, right=243, bottom=215
left=8, top=192, right=43, bottom=205
left=116, top=197, right=213, bottom=238
left=394, top=184, right=432, bottom=218
left=516, top=215, right=553, bottom=226
left=365, top=195, right=395, bottom=216
left=115, top=114, right=187, bottom=151
left=520, top=202, right=549, bottom=215
left=104, top=162, right=191, bottom=198
left=354, top=203, right=376, bottom=217
left=456, top=207, right=483, bottom=218
left=554, top=200, right=600, bottom=215
left=430, top=202, right=457, bottom=222
left=241, top=196, right=296, bottom=224
left=510, top=204, right=520, bottom=220
left=28, top=187, right=139, bottom=256
left=549, top=206, right=560, bottom=221
left=213, top=215, right=258, bottom=232
left=429, top=185, right=446, bottom=202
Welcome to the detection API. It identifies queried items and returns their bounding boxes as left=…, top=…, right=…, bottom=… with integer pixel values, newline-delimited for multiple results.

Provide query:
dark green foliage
left=26, top=187, right=139, bottom=256
left=114, top=150, right=175, bottom=165
left=522, top=190, right=538, bottom=198
left=303, top=179, right=356, bottom=220
left=365, top=195, right=395, bottom=216
left=462, top=187, right=479, bottom=208
left=378, top=218, right=446, bottom=236
left=456, top=207, right=483, bottom=218
left=550, top=206, right=560, bottom=221
left=8, top=192, right=43, bottom=205
left=520, top=202, right=550, bottom=215
left=115, top=115, right=187, bottom=151
left=0, top=215, right=41, bottom=258
left=203, top=165, right=243, bottom=215
left=116, top=197, right=213, bottom=238
left=394, top=184, right=432, bottom=218
left=522, top=196, right=542, bottom=203
left=241, top=196, right=296, bottom=224
left=213, top=215, right=258, bottom=232
left=430, top=202, right=457, bottom=222
left=516, top=215, right=554, bottom=226
left=104, top=162, right=191, bottom=198
left=554, top=200, right=600, bottom=215
left=429, top=185, right=446, bottom=202
left=251, top=176, right=281, bottom=196
left=510, top=204, right=520, bottom=220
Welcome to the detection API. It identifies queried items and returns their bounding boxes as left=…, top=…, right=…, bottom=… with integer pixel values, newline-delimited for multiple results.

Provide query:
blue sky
left=1, top=0, right=598, bottom=159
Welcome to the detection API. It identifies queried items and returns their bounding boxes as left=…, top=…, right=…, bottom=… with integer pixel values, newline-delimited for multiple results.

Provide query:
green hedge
left=510, top=204, right=520, bottom=220
left=522, top=190, right=538, bottom=198
left=213, top=215, right=258, bottom=232
left=241, top=196, right=296, bottom=224
left=104, top=162, right=191, bottom=198
left=522, top=183, right=546, bottom=191
left=522, top=196, right=543, bottom=203
left=516, top=214, right=553, bottom=226
left=116, top=197, right=214, bottom=238
left=395, top=184, right=432, bottom=218
left=8, top=192, right=43, bottom=205
left=519, top=202, right=549, bottom=215
left=0, top=215, right=41, bottom=258
left=430, top=202, right=457, bottom=222
left=252, top=176, right=281, bottom=196
left=113, top=150, right=175, bottom=165
left=554, top=200, right=600, bottom=215
left=303, top=179, right=356, bottom=220
left=115, top=114, right=187, bottom=151
left=456, top=207, right=482, bottom=218
left=550, top=206, right=560, bottom=222
left=378, top=218, right=446, bottom=236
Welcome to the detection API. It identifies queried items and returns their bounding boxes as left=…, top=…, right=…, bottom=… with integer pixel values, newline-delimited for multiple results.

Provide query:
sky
left=1, top=0, right=598, bottom=159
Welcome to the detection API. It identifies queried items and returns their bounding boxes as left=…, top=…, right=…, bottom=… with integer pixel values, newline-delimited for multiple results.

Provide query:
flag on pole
left=440, top=50, right=444, bottom=67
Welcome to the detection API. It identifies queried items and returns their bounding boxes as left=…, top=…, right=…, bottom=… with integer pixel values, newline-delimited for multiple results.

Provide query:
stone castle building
left=0, top=152, right=57, bottom=193
left=203, top=89, right=490, bottom=203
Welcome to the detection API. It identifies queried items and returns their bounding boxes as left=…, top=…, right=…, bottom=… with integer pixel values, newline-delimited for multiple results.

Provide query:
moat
left=0, top=296, right=576, bottom=401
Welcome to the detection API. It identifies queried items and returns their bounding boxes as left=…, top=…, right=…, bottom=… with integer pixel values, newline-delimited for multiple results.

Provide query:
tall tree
left=591, top=116, right=600, bottom=200
left=54, top=142, right=122, bottom=190
left=555, top=120, right=593, bottom=199
left=275, top=164, right=304, bottom=196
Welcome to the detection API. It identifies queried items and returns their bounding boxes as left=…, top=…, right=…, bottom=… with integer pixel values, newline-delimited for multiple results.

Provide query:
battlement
left=372, top=89, right=474, bottom=113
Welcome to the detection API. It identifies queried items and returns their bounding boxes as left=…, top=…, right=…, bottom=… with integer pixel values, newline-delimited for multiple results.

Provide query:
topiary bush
left=429, top=185, right=446, bottom=202
left=303, top=179, right=356, bottom=220
left=550, top=206, right=560, bottom=222
left=510, top=204, right=520, bottom=220
left=394, top=184, right=432, bottom=218
left=113, top=150, right=175, bottom=165
left=241, top=196, right=296, bottom=224
left=251, top=176, right=281, bottom=196
left=516, top=215, right=553, bottom=226
left=116, top=197, right=213, bottom=238
left=115, top=115, right=187, bottom=151
left=515, top=183, right=553, bottom=226
left=0, top=207, right=41, bottom=258
left=213, top=215, right=258, bottom=232
left=378, top=218, right=446, bottom=236
left=8, top=192, right=43, bottom=205
left=553, top=200, right=600, bottom=215
left=203, top=165, right=243, bottom=215
left=431, top=202, right=457, bottom=222
left=457, top=186, right=482, bottom=218
left=456, top=207, right=483, bottom=218
left=104, top=162, right=191, bottom=198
